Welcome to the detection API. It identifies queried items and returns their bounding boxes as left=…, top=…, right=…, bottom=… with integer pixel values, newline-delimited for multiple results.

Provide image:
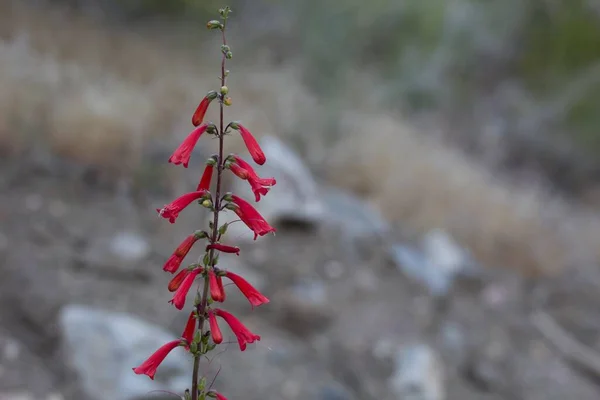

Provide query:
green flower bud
left=206, top=20, right=223, bottom=30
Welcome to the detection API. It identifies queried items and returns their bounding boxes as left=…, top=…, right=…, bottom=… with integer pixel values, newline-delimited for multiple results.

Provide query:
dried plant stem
left=191, top=15, right=229, bottom=400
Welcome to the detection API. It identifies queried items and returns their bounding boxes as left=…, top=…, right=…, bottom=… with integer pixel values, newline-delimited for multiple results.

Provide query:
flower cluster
left=132, top=8, right=275, bottom=400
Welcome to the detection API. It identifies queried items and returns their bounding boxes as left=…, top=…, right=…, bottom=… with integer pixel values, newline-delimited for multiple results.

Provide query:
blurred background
left=2, top=0, right=600, bottom=399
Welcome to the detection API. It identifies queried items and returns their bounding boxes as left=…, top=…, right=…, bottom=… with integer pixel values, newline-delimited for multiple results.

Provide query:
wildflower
left=224, top=270, right=269, bottom=309
left=169, top=124, right=210, bottom=168
left=209, top=269, right=226, bottom=302
left=157, top=191, right=209, bottom=223
left=230, top=194, right=276, bottom=239
left=229, top=123, right=265, bottom=165
left=207, top=309, right=223, bottom=344
left=181, top=311, right=196, bottom=348
left=132, top=340, right=182, bottom=380
left=229, top=155, right=276, bottom=201
left=197, top=164, right=214, bottom=192
left=163, top=233, right=204, bottom=273
left=192, top=91, right=217, bottom=127
left=207, top=243, right=240, bottom=256
left=169, top=268, right=202, bottom=310
left=213, top=309, right=260, bottom=351
left=168, top=268, right=192, bottom=292
left=211, top=392, right=228, bottom=400
left=229, top=162, right=249, bottom=179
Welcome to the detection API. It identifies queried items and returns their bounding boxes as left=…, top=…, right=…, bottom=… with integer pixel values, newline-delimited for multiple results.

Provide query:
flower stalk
left=132, top=7, right=276, bottom=400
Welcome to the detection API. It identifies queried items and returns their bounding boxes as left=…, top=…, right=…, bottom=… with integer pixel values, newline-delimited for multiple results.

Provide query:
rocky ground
left=1, top=138, right=600, bottom=400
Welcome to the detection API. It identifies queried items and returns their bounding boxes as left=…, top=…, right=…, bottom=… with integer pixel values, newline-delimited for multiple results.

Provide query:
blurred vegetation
left=52, top=0, right=600, bottom=157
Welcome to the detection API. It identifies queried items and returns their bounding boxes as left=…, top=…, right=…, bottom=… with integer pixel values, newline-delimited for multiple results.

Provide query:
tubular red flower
left=169, top=268, right=202, bottom=310
left=132, top=340, right=182, bottom=380
left=163, top=234, right=201, bottom=273
left=192, top=92, right=216, bottom=127
left=197, top=164, right=214, bottom=192
left=181, top=311, right=196, bottom=348
left=225, top=271, right=269, bottom=309
left=213, top=392, right=228, bottom=400
left=207, top=309, right=223, bottom=344
left=214, top=309, right=260, bottom=351
left=231, top=194, right=276, bottom=240
left=209, top=269, right=226, bottom=302
left=230, top=156, right=276, bottom=201
left=229, top=162, right=249, bottom=179
left=232, top=123, right=265, bottom=165
left=168, top=268, right=191, bottom=292
left=168, top=124, right=209, bottom=168
left=207, top=243, right=240, bottom=256
left=157, top=190, right=208, bottom=224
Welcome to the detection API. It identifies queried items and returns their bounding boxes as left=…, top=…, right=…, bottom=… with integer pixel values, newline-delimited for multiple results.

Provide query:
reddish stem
left=191, top=15, right=229, bottom=400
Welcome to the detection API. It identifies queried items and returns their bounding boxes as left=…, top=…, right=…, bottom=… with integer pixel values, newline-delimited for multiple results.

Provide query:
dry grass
left=2, top=2, right=599, bottom=277
left=327, top=113, right=600, bottom=276
left=0, top=3, right=315, bottom=173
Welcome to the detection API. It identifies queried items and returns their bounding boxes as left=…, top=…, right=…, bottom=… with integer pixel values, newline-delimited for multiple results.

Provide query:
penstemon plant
left=132, top=7, right=276, bottom=400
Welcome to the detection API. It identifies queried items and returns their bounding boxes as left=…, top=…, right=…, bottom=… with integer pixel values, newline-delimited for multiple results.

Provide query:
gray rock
left=0, top=392, right=34, bottom=400
left=221, top=136, right=325, bottom=240
left=58, top=305, right=192, bottom=400
left=273, top=280, right=334, bottom=336
left=392, top=229, right=475, bottom=296
left=421, top=229, right=472, bottom=279
left=109, top=231, right=151, bottom=262
left=439, top=321, right=467, bottom=366
left=319, top=383, right=353, bottom=400
left=391, top=244, right=450, bottom=296
left=320, top=185, right=390, bottom=238
left=389, top=344, right=445, bottom=400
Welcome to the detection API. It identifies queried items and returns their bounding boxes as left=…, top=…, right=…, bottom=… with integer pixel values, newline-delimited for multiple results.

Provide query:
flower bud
left=225, top=51, right=233, bottom=59
left=206, top=20, right=223, bottom=30
left=201, top=199, right=213, bottom=208
left=223, top=97, right=232, bottom=106
left=218, top=223, right=228, bottom=236
left=220, top=86, right=229, bottom=95
left=222, top=193, right=233, bottom=202
left=224, top=69, right=230, bottom=77
left=194, top=230, right=208, bottom=239
left=206, top=124, right=218, bottom=135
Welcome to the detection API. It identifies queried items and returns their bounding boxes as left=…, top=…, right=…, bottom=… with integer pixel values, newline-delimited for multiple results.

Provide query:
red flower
left=212, top=392, right=228, bottom=400
left=207, top=309, right=223, bottom=344
left=231, top=194, right=276, bottom=240
left=168, top=268, right=192, bottom=292
left=213, top=308, right=260, bottom=351
left=225, top=271, right=269, bottom=309
left=229, top=162, right=248, bottom=179
left=157, top=190, right=208, bottom=223
left=168, top=124, right=210, bottom=168
left=209, top=269, right=226, bottom=302
left=192, top=91, right=217, bottom=127
left=163, top=234, right=202, bottom=273
left=197, top=163, right=214, bottom=192
left=132, top=340, right=182, bottom=380
left=207, top=243, right=240, bottom=256
left=169, top=268, right=202, bottom=310
left=181, top=311, right=196, bottom=348
left=229, top=156, right=276, bottom=201
left=230, top=123, right=265, bottom=165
